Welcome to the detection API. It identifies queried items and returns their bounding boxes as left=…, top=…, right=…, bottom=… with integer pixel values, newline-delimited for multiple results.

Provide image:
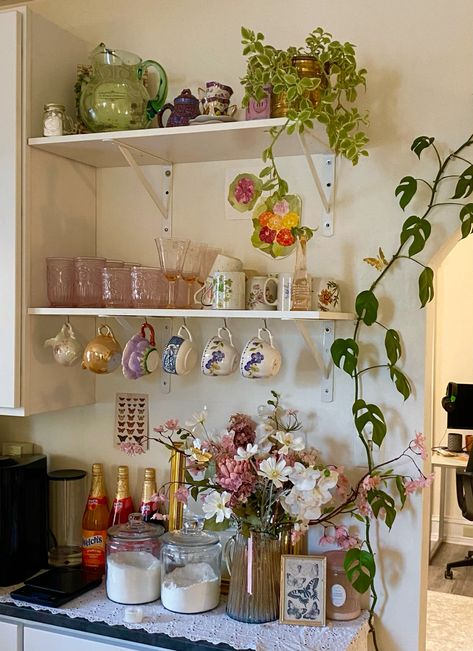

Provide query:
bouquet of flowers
left=121, top=391, right=433, bottom=554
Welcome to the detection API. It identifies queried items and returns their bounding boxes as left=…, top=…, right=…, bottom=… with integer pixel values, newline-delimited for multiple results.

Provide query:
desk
left=430, top=452, right=468, bottom=561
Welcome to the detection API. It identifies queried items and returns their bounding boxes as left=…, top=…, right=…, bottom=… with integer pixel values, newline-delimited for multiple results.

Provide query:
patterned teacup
left=201, top=326, right=239, bottom=376
left=210, top=271, right=246, bottom=310
left=240, top=327, right=282, bottom=379
left=162, top=325, right=197, bottom=375
left=246, top=276, right=277, bottom=311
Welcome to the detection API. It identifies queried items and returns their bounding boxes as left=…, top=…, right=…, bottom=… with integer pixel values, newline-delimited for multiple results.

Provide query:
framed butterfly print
left=280, top=555, right=326, bottom=626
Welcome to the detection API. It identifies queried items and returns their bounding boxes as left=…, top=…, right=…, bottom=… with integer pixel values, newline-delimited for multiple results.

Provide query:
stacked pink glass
left=102, top=267, right=132, bottom=307
left=46, top=257, right=75, bottom=307
left=74, top=256, right=106, bottom=307
left=131, top=266, right=167, bottom=307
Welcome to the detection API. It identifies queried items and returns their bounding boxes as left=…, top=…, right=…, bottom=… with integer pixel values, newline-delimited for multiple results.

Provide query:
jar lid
left=325, top=550, right=346, bottom=570
left=108, top=513, right=164, bottom=541
left=162, top=520, right=220, bottom=549
left=44, top=103, right=65, bottom=110
left=48, top=469, right=86, bottom=481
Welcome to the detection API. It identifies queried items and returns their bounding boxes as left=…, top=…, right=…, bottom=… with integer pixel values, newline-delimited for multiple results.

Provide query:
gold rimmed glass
left=155, top=237, right=189, bottom=308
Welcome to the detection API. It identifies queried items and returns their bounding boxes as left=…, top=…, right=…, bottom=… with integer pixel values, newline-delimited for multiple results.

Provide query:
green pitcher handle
left=137, top=59, right=168, bottom=122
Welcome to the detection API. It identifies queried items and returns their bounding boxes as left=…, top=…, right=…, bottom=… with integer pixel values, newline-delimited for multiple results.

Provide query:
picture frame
left=280, top=554, right=326, bottom=626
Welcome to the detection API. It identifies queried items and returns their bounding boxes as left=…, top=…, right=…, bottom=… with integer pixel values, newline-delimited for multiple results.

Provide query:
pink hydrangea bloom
left=216, top=457, right=256, bottom=503
left=273, top=199, right=290, bottom=216
left=298, top=447, right=320, bottom=466
left=228, top=413, right=256, bottom=448
left=234, top=177, right=256, bottom=205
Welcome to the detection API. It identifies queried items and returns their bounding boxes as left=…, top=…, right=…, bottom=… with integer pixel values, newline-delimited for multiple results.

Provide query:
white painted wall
left=2, top=1, right=473, bottom=648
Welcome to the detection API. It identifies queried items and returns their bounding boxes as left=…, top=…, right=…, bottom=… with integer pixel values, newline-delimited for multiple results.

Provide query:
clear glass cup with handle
left=155, top=237, right=189, bottom=309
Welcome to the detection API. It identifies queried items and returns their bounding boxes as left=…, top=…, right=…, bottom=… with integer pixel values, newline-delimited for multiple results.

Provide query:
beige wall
left=2, top=1, right=473, bottom=648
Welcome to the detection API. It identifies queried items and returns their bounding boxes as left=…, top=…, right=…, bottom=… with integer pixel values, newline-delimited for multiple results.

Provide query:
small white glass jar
left=42, top=103, right=72, bottom=137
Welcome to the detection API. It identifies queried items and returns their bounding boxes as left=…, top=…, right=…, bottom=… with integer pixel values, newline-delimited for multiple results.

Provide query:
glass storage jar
left=106, top=513, right=164, bottom=605
left=325, top=550, right=361, bottom=621
left=160, top=521, right=222, bottom=614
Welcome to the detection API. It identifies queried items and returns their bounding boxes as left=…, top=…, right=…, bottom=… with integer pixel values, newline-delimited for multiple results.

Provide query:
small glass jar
left=74, top=256, right=106, bottom=307
left=102, top=267, right=132, bottom=307
left=160, top=521, right=222, bottom=614
left=325, top=550, right=361, bottom=621
left=106, top=513, right=164, bottom=605
left=46, top=257, right=75, bottom=307
left=42, top=103, right=71, bottom=137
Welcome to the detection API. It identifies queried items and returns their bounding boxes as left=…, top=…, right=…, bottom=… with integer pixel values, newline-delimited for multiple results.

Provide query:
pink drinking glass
left=46, top=257, right=75, bottom=307
left=102, top=267, right=132, bottom=307
left=74, top=256, right=106, bottom=307
left=181, top=242, right=207, bottom=308
left=131, top=266, right=167, bottom=307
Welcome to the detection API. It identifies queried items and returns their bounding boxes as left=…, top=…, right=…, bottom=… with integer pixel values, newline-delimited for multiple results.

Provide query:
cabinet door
left=0, top=619, right=21, bottom=651
left=24, top=626, right=169, bottom=651
left=0, top=10, right=22, bottom=409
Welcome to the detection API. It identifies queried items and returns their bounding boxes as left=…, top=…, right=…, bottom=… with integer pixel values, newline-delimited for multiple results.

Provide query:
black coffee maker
left=0, top=455, right=48, bottom=585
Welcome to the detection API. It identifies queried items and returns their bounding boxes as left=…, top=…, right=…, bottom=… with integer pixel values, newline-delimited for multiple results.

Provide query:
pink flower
left=153, top=425, right=165, bottom=433
left=334, top=525, right=361, bottom=551
left=120, top=441, right=145, bottom=456
left=404, top=473, right=434, bottom=494
left=298, top=447, right=320, bottom=466
left=291, top=528, right=305, bottom=545
left=234, top=177, right=256, bottom=204
left=411, top=432, right=428, bottom=460
left=319, top=533, right=336, bottom=546
left=216, top=457, right=256, bottom=503
left=362, top=475, right=381, bottom=492
left=151, top=512, right=168, bottom=521
left=228, top=413, right=257, bottom=448
left=356, top=493, right=372, bottom=517
left=273, top=199, right=290, bottom=216
left=151, top=492, right=167, bottom=504
left=175, top=486, right=189, bottom=504
left=165, top=419, right=179, bottom=431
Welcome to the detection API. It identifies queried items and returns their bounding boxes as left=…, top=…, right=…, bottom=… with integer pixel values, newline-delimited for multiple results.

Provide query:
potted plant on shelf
left=228, top=27, right=368, bottom=258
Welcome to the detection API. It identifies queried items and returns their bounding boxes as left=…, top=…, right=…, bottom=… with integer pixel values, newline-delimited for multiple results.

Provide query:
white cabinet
left=0, top=619, right=21, bottom=651
left=24, top=625, right=168, bottom=651
left=0, top=6, right=95, bottom=416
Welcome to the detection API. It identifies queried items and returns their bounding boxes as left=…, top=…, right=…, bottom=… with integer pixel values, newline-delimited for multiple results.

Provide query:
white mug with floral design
left=201, top=326, right=239, bottom=376
left=246, top=276, right=277, bottom=311
left=240, top=327, right=282, bottom=379
left=210, top=271, right=246, bottom=310
left=314, top=278, right=341, bottom=312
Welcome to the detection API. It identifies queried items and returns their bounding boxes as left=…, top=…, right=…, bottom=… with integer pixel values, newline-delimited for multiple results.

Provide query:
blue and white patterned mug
left=240, top=327, right=282, bottom=379
left=201, top=326, right=239, bottom=377
left=162, top=325, right=197, bottom=376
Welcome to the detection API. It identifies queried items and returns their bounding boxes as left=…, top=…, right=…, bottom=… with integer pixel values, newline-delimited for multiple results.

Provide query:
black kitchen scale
left=10, top=567, right=102, bottom=607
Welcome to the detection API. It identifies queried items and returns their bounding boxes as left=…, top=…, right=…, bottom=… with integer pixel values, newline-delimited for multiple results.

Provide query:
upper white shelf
left=28, top=307, right=353, bottom=321
left=27, top=118, right=331, bottom=168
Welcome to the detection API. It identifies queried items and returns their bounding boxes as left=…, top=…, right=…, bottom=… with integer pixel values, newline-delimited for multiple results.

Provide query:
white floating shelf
left=28, top=307, right=353, bottom=321
left=28, top=118, right=330, bottom=168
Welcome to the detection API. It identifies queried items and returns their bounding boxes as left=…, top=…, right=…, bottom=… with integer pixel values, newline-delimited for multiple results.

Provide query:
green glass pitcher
left=79, top=43, right=168, bottom=132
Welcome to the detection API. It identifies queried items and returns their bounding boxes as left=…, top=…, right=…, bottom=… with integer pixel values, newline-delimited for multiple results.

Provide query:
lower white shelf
left=28, top=307, right=354, bottom=321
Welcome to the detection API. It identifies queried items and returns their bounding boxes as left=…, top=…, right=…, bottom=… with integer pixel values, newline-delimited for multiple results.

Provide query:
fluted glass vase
left=226, top=531, right=281, bottom=623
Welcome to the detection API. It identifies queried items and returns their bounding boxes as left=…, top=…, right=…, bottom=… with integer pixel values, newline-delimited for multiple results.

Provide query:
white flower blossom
left=185, top=409, right=208, bottom=431
left=202, top=491, right=232, bottom=523
left=275, top=431, right=305, bottom=455
left=258, top=457, right=292, bottom=488
left=234, top=443, right=258, bottom=461
left=289, top=462, right=321, bottom=491
left=255, top=422, right=274, bottom=453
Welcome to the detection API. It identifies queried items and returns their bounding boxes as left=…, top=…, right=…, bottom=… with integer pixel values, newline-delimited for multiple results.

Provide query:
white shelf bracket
left=114, top=142, right=172, bottom=236
left=297, top=131, right=335, bottom=237
left=294, top=319, right=335, bottom=402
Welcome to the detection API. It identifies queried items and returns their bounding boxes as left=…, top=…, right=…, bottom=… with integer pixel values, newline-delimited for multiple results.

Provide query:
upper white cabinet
left=0, top=6, right=95, bottom=416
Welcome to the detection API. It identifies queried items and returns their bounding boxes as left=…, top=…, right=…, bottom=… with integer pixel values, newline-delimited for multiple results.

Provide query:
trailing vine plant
left=331, top=132, right=473, bottom=649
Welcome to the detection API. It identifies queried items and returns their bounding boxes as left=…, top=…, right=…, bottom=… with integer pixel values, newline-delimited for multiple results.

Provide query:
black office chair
left=445, top=448, right=473, bottom=579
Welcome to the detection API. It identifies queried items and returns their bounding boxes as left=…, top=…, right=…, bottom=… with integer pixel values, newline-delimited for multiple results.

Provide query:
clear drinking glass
left=131, top=266, right=167, bottom=307
left=155, top=237, right=189, bottom=308
left=102, top=267, right=132, bottom=307
left=198, top=246, right=220, bottom=285
left=181, top=242, right=207, bottom=308
left=74, top=256, right=106, bottom=307
left=46, top=257, right=75, bottom=307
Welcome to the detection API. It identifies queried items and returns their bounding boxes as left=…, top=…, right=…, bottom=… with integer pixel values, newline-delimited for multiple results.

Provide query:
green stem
left=365, top=518, right=379, bottom=651
left=356, top=364, right=389, bottom=377
left=397, top=255, right=428, bottom=269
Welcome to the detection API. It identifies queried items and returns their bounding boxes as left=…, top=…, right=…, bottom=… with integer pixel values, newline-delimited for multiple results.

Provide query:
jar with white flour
left=106, top=513, right=164, bottom=604
left=160, top=521, right=222, bottom=614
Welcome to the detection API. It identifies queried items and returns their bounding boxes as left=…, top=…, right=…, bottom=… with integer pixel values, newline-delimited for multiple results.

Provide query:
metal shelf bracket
left=114, top=142, right=172, bottom=237
left=294, top=319, right=335, bottom=402
left=297, top=131, right=335, bottom=237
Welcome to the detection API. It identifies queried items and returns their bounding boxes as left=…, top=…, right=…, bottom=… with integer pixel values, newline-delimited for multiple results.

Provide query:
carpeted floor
left=426, top=590, right=473, bottom=650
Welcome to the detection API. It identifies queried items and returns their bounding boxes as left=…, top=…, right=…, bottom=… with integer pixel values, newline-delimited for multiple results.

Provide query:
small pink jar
left=131, top=266, right=167, bottom=308
left=325, top=551, right=361, bottom=621
left=46, top=257, right=75, bottom=307
left=74, top=256, right=106, bottom=307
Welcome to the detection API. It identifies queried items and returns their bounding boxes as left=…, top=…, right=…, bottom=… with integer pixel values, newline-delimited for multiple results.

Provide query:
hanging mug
left=122, top=322, right=159, bottom=379
left=162, top=324, right=198, bottom=375
left=44, top=322, right=83, bottom=366
left=82, top=324, right=122, bottom=374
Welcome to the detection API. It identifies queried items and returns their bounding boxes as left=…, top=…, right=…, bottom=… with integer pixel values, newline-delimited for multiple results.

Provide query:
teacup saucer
left=189, top=115, right=237, bottom=124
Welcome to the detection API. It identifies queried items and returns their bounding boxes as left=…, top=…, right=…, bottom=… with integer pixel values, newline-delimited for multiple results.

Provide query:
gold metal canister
left=270, top=55, right=326, bottom=118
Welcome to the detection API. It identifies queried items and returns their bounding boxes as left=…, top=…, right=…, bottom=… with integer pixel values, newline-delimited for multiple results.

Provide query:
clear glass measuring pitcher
left=79, top=43, right=168, bottom=132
